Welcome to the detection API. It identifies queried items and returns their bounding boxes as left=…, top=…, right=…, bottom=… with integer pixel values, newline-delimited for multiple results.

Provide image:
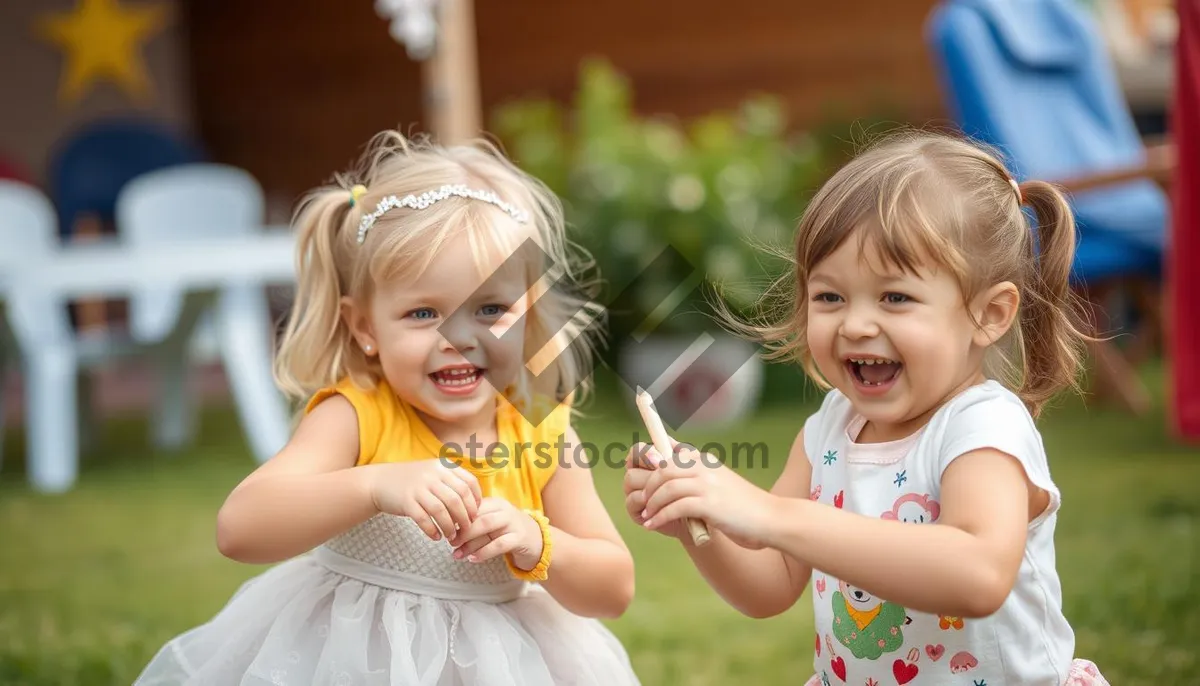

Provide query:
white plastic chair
left=0, top=179, right=174, bottom=491
left=0, top=167, right=291, bottom=492
left=114, top=163, right=290, bottom=468
left=0, top=181, right=68, bottom=476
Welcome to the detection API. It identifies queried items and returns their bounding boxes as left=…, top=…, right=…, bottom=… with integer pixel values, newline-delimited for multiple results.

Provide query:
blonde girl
left=625, top=131, right=1111, bottom=685
left=137, top=131, right=640, bottom=685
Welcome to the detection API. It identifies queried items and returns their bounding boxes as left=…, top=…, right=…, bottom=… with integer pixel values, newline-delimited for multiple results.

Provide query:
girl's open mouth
left=846, top=358, right=902, bottom=390
left=430, top=366, right=485, bottom=395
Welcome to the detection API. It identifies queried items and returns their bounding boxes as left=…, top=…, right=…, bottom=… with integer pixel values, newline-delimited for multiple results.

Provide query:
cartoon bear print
left=831, top=581, right=907, bottom=660
left=881, top=493, right=940, bottom=524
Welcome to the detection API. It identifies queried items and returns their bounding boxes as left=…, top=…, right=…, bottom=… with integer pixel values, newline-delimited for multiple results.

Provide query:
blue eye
left=479, top=304, right=508, bottom=317
left=408, top=308, right=437, bottom=320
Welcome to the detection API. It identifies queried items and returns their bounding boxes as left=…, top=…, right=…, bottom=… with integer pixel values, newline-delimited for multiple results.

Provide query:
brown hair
left=721, top=129, right=1093, bottom=417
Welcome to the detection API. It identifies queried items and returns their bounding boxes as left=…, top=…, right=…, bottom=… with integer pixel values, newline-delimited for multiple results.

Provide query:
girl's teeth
left=438, top=376, right=475, bottom=385
left=848, top=358, right=902, bottom=386
left=434, top=369, right=479, bottom=385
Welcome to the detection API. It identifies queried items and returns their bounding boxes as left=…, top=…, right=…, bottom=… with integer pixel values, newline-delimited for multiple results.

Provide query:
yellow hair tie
left=506, top=509, right=552, bottom=581
left=349, top=184, right=368, bottom=207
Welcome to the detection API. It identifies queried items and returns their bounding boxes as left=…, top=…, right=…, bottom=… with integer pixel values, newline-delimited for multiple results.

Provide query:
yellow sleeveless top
left=305, top=378, right=572, bottom=511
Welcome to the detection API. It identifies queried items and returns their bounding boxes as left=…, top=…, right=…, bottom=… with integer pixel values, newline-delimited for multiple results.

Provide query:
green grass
left=1, top=363, right=1197, bottom=685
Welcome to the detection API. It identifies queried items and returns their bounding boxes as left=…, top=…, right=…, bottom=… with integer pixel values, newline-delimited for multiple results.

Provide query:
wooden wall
left=182, top=0, right=946, bottom=216
left=0, top=0, right=194, bottom=189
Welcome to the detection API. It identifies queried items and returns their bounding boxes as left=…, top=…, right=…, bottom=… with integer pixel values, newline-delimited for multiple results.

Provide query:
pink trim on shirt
left=843, top=415, right=925, bottom=465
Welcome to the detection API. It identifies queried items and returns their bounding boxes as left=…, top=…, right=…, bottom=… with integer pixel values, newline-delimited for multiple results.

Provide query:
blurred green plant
left=491, top=59, right=827, bottom=344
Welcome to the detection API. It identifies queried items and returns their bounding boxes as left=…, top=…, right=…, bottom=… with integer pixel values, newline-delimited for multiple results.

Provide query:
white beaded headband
left=355, top=183, right=530, bottom=244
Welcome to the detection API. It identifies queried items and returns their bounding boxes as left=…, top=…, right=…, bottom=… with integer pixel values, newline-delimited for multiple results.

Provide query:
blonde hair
left=724, top=129, right=1092, bottom=417
left=273, top=130, right=605, bottom=415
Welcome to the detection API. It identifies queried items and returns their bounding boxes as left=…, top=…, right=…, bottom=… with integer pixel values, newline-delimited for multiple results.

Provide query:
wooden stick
left=634, top=386, right=712, bottom=547
left=422, top=0, right=482, bottom=144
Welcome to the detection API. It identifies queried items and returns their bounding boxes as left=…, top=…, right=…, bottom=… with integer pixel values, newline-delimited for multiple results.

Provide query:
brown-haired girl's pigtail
left=1013, top=180, right=1093, bottom=416
left=273, top=186, right=358, bottom=402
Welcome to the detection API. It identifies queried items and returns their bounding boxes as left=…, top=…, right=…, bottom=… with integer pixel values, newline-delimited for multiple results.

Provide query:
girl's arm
left=216, top=395, right=481, bottom=564
left=666, top=431, right=813, bottom=619
left=764, top=447, right=1036, bottom=618
left=644, top=446, right=1037, bottom=619
left=216, top=396, right=376, bottom=563
left=536, top=425, right=636, bottom=619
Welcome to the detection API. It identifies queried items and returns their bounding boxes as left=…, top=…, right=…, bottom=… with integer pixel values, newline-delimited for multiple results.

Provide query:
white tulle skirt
left=134, top=548, right=640, bottom=685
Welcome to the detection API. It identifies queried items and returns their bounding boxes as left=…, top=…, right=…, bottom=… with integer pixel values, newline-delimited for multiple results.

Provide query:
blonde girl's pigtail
left=273, top=182, right=361, bottom=401
left=1012, top=180, right=1092, bottom=416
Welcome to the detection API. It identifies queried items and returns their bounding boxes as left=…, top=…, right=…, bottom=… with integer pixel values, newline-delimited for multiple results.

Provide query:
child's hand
left=623, top=442, right=687, bottom=540
left=640, top=443, right=778, bottom=550
left=368, top=460, right=482, bottom=543
left=451, top=497, right=544, bottom=570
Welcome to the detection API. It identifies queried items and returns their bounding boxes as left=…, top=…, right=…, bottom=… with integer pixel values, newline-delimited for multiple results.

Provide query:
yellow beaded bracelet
left=506, top=508, right=552, bottom=581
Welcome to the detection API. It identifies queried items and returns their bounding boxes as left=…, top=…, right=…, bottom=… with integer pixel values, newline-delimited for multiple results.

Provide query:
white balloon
left=376, top=0, right=440, bottom=59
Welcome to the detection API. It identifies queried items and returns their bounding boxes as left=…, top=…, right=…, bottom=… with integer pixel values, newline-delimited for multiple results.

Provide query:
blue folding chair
left=47, top=117, right=204, bottom=239
left=43, top=117, right=205, bottom=332
left=926, top=0, right=1173, bottom=412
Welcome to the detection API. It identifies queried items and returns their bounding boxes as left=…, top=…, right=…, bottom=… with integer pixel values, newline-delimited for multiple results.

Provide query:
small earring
left=363, top=344, right=373, bottom=353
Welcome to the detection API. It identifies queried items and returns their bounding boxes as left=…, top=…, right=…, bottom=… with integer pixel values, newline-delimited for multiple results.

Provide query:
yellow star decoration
left=37, top=0, right=170, bottom=105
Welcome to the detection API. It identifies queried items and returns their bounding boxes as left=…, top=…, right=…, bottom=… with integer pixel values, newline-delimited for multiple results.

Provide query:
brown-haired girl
left=627, top=130, right=1109, bottom=685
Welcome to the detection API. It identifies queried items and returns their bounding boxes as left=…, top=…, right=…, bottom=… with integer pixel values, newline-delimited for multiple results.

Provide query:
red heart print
left=834, top=490, right=845, bottom=508
left=925, top=643, right=945, bottom=661
left=830, top=656, right=847, bottom=681
left=892, top=659, right=918, bottom=684
left=816, top=577, right=827, bottom=596
left=815, top=634, right=821, bottom=657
